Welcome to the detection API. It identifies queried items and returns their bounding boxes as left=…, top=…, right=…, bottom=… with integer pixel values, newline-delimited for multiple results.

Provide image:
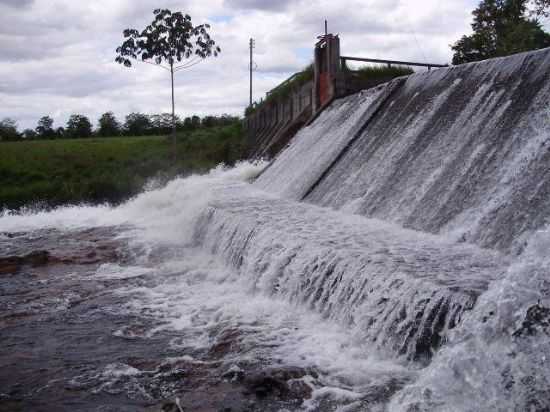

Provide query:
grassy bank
left=0, top=123, right=246, bottom=210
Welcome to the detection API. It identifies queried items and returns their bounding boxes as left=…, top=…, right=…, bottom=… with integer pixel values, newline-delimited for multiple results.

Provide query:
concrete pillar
left=313, top=34, right=341, bottom=113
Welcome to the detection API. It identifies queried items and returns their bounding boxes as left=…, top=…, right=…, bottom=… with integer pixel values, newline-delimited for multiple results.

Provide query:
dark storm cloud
left=223, top=0, right=293, bottom=11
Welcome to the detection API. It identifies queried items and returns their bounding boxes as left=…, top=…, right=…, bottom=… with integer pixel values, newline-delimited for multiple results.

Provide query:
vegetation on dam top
left=245, top=63, right=414, bottom=117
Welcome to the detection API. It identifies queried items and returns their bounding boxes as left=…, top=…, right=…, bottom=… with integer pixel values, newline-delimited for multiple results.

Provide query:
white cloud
left=0, top=0, right=478, bottom=130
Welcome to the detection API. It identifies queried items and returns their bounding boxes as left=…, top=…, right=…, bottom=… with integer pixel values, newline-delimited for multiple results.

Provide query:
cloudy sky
left=0, top=0, right=510, bottom=130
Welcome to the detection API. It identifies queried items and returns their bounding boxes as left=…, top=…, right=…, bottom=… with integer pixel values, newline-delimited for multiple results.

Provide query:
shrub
left=350, top=64, right=414, bottom=80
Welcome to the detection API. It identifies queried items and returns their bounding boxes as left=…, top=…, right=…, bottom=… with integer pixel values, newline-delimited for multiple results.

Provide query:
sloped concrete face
left=254, top=85, right=392, bottom=199
left=303, top=48, right=550, bottom=254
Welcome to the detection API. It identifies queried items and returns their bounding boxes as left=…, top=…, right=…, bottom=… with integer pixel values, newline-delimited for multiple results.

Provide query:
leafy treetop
left=66, top=114, right=92, bottom=138
left=533, top=0, right=550, bottom=16
left=115, top=9, right=220, bottom=69
left=98, top=112, right=121, bottom=137
left=36, top=116, right=55, bottom=139
left=0, top=118, right=20, bottom=141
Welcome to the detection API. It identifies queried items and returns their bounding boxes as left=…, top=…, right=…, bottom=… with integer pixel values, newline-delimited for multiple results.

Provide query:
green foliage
left=246, top=64, right=314, bottom=116
left=55, top=127, right=65, bottom=139
left=22, top=129, right=37, bottom=140
left=0, top=121, right=246, bottom=210
left=266, top=64, right=314, bottom=104
left=244, top=105, right=257, bottom=116
left=0, top=118, right=20, bottom=141
left=124, top=113, right=152, bottom=136
left=150, top=113, right=177, bottom=135
left=36, top=116, right=55, bottom=139
left=98, top=112, right=121, bottom=137
left=115, top=9, right=220, bottom=68
left=351, top=64, right=414, bottom=80
left=182, top=115, right=201, bottom=130
left=451, top=0, right=550, bottom=64
left=8, top=113, right=241, bottom=141
left=533, top=0, right=550, bottom=16
left=66, top=114, right=93, bottom=138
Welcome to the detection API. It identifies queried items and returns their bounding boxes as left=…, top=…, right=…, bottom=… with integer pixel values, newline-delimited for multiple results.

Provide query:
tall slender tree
left=115, top=9, right=220, bottom=157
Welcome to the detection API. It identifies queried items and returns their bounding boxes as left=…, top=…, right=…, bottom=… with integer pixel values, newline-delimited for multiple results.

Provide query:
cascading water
left=258, top=47, right=550, bottom=255
left=1, top=48, right=549, bottom=412
left=389, top=230, right=550, bottom=411
left=195, top=190, right=506, bottom=363
left=254, top=80, right=403, bottom=200
left=0, top=163, right=425, bottom=411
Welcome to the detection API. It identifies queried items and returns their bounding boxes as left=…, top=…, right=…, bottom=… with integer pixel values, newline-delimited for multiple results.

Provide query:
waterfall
left=199, top=47, right=550, bottom=409
left=193, top=185, right=506, bottom=362
left=254, top=79, right=404, bottom=200
left=257, top=47, right=550, bottom=255
left=389, top=228, right=550, bottom=411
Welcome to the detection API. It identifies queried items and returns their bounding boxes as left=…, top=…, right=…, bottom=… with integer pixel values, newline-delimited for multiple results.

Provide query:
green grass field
left=0, top=123, right=246, bottom=210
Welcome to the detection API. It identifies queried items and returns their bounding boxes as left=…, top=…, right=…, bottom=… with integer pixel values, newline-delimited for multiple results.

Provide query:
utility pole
left=249, top=38, right=255, bottom=107
left=170, top=61, right=176, bottom=163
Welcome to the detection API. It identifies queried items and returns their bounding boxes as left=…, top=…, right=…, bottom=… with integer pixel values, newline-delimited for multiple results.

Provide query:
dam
left=256, top=46, right=550, bottom=255
left=233, top=44, right=550, bottom=409
left=1, top=45, right=549, bottom=411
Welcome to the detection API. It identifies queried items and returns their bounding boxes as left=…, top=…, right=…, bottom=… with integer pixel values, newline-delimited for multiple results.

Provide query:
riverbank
left=0, top=123, right=246, bottom=210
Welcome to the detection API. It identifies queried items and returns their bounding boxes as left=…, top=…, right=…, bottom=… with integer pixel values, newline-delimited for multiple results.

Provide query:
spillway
left=1, top=48, right=549, bottom=411
left=249, top=47, right=550, bottom=410
left=254, top=80, right=403, bottom=200
left=195, top=185, right=506, bottom=363
left=258, top=47, right=550, bottom=255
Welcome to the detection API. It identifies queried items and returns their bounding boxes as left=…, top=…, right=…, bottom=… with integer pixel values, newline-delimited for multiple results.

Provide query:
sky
left=0, top=0, right=494, bottom=130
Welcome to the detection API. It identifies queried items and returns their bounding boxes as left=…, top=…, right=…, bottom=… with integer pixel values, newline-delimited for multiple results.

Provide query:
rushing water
left=258, top=47, right=550, bottom=255
left=2, top=49, right=550, bottom=412
left=1, top=162, right=548, bottom=411
left=0, top=163, right=411, bottom=412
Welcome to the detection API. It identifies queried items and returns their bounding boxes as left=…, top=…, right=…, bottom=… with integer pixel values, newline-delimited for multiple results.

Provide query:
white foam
left=115, top=254, right=413, bottom=394
left=390, top=227, right=550, bottom=411
left=0, top=160, right=267, bottom=234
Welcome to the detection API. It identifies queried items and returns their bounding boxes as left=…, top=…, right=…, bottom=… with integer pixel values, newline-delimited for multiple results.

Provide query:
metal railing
left=266, top=72, right=301, bottom=96
left=340, top=56, right=448, bottom=71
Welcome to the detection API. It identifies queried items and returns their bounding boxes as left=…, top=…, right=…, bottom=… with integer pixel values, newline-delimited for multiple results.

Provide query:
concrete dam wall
left=256, top=47, right=550, bottom=255
left=244, top=34, right=402, bottom=159
left=190, top=48, right=550, bottom=410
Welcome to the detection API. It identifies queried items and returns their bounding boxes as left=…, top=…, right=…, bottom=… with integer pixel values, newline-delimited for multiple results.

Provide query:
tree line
left=0, top=112, right=240, bottom=141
